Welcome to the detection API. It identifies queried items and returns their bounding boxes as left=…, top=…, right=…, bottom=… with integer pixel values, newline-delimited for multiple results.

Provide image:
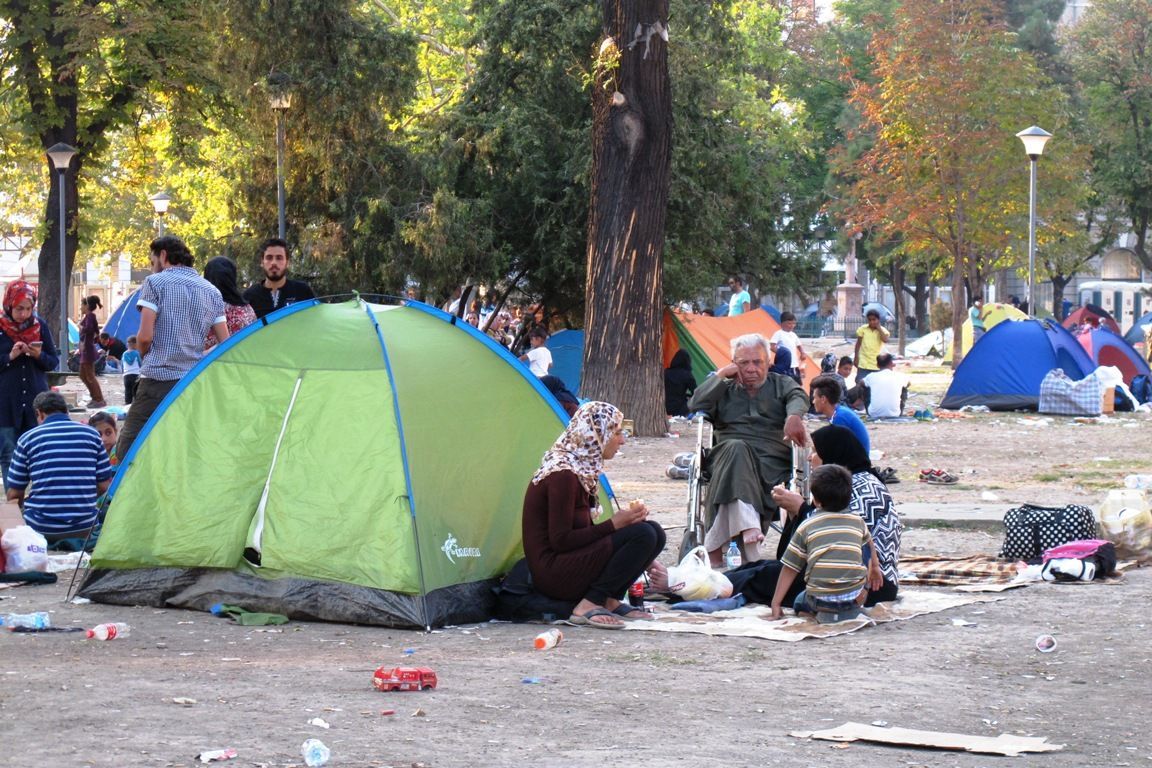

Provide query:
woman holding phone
left=0, top=280, right=60, bottom=487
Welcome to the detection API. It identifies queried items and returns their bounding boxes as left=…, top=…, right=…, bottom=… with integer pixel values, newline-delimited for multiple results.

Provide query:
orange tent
left=662, top=308, right=821, bottom=383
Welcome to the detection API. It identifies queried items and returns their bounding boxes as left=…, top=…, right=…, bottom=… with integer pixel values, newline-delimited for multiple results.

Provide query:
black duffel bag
left=1000, top=504, right=1097, bottom=561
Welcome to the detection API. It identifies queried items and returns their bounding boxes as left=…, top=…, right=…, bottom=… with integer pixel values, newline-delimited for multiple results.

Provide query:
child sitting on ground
left=88, top=411, right=119, bottom=467
left=769, top=463, right=881, bottom=624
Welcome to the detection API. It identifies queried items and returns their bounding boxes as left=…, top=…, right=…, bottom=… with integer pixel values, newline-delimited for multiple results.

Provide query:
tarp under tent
left=942, top=303, right=1028, bottom=363
left=79, top=298, right=611, bottom=629
left=1064, top=304, right=1121, bottom=335
left=103, top=289, right=142, bottom=341
left=941, top=318, right=1096, bottom=411
left=1076, top=326, right=1151, bottom=384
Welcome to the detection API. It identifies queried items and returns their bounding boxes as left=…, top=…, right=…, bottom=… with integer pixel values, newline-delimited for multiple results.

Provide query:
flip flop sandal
left=612, top=604, right=655, bottom=620
left=878, top=467, right=900, bottom=484
left=568, top=607, right=625, bottom=629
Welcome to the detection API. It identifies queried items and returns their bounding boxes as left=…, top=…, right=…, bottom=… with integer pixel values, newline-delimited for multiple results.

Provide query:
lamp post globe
left=149, top=192, right=172, bottom=236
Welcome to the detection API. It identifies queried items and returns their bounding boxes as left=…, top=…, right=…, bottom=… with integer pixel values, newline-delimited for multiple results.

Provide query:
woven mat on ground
left=899, top=554, right=1136, bottom=592
left=622, top=590, right=1002, bottom=641
left=899, top=555, right=1021, bottom=587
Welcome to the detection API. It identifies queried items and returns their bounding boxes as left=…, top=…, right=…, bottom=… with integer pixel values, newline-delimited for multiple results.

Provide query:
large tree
left=1065, top=0, right=1152, bottom=272
left=837, top=0, right=1073, bottom=363
left=582, top=0, right=671, bottom=436
left=0, top=0, right=217, bottom=340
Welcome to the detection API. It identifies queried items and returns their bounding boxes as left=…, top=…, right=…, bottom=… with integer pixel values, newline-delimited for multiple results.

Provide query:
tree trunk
left=890, top=264, right=906, bottom=355
left=582, top=0, right=671, bottom=437
left=36, top=156, right=81, bottom=356
left=950, top=248, right=966, bottom=367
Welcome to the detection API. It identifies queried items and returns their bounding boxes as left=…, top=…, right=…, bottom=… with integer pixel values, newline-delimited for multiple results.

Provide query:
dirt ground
left=3, top=364, right=1151, bottom=767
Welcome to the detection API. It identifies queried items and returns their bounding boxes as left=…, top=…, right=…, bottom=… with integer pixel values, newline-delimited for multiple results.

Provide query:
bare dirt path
left=2, top=367, right=1149, bottom=767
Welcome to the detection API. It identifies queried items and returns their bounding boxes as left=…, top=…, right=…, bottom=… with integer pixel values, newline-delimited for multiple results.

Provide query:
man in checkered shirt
left=115, top=236, right=229, bottom=460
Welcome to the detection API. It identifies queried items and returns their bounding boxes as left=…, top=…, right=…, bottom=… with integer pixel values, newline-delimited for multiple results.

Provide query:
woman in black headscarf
left=663, top=349, right=697, bottom=417
left=203, top=256, right=257, bottom=349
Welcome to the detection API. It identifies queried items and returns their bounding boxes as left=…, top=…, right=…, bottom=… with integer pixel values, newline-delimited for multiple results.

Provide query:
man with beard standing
left=243, top=238, right=316, bottom=319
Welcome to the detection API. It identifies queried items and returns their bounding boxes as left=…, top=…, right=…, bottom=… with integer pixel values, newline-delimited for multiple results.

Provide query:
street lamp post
left=1016, top=126, right=1052, bottom=316
left=46, top=142, right=77, bottom=373
left=149, top=192, right=171, bottom=236
left=270, top=90, right=292, bottom=239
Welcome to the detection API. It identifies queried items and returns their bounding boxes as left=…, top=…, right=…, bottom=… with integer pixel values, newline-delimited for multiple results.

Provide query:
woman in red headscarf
left=0, top=280, right=60, bottom=487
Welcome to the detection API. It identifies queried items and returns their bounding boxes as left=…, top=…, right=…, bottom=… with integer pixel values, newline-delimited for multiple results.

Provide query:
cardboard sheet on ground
left=626, top=590, right=1002, bottom=641
left=792, top=722, right=1063, bottom=757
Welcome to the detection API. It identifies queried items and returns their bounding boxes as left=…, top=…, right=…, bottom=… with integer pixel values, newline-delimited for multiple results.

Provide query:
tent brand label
left=441, top=534, right=481, bottom=563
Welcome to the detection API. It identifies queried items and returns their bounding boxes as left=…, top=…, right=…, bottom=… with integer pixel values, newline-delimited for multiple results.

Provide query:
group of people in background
left=0, top=235, right=316, bottom=543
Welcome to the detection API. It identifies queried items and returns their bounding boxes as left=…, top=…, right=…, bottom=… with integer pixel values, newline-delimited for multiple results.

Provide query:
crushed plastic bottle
left=1, top=612, right=51, bottom=629
left=86, top=622, right=130, bottom=640
left=1124, top=474, right=1152, bottom=490
left=300, top=738, right=330, bottom=767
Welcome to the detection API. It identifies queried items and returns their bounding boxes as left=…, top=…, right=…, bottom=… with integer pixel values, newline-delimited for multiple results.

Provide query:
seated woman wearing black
left=727, top=424, right=901, bottom=607
left=522, top=401, right=666, bottom=629
left=663, top=350, right=696, bottom=417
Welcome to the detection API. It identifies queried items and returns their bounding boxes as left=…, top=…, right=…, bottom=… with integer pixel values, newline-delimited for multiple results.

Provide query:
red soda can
left=628, top=579, right=645, bottom=607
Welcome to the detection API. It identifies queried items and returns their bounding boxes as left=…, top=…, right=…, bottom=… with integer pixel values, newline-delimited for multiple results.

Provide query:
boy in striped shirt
left=770, top=463, right=879, bottom=624
left=6, top=391, right=113, bottom=541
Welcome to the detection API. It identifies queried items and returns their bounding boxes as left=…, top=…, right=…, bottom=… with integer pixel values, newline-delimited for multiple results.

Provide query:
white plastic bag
left=1098, top=488, right=1152, bottom=560
left=0, top=525, right=49, bottom=572
left=665, top=545, right=733, bottom=601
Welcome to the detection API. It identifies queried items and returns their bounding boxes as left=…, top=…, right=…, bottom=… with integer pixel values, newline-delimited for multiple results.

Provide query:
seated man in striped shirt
left=6, top=391, right=114, bottom=542
left=769, top=463, right=880, bottom=624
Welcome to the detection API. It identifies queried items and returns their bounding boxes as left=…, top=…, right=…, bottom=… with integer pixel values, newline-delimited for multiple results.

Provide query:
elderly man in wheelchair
left=686, top=333, right=810, bottom=567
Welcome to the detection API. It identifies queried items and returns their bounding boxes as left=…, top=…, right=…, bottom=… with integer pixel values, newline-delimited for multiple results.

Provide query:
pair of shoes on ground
left=919, top=468, right=959, bottom=485
left=877, top=467, right=900, bottom=484
left=912, top=408, right=934, bottom=420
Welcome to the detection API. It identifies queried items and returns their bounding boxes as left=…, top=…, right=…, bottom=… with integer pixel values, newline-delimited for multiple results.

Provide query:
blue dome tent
left=941, top=319, right=1096, bottom=411
left=103, top=289, right=142, bottom=340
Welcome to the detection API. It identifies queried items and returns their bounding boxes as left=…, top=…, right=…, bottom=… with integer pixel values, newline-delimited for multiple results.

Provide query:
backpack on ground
left=491, top=558, right=576, bottom=622
left=1130, top=374, right=1152, bottom=405
left=1000, top=504, right=1097, bottom=561
left=1041, top=538, right=1117, bottom=579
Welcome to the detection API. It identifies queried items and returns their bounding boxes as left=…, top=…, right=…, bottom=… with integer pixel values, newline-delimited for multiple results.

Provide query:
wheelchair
left=679, top=413, right=810, bottom=560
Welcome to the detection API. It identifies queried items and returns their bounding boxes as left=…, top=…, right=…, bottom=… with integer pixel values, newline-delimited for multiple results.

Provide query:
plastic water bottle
left=86, top=622, right=130, bottom=640
left=725, top=541, right=742, bottom=569
left=534, top=628, right=563, bottom=650
left=1, top=612, right=51, bottom=629
left=301, top=738, right=330, bottom=767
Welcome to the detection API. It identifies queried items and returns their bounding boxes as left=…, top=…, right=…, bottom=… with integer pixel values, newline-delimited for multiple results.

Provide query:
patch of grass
left=1034, top=473, right=1063, bottom=483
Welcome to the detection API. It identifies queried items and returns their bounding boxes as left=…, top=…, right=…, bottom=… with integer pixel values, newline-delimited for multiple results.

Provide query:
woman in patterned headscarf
left=521, top=401, right=666, bottom=629
left=0, top=280, right=60, bottom=487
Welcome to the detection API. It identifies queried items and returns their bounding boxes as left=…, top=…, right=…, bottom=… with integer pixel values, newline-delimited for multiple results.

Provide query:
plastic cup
left=1035, top=634, right=1057, bottom=653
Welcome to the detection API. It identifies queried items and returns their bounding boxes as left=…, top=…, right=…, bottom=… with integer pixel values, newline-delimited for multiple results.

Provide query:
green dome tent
left=80, top=298, right=610, bottom=628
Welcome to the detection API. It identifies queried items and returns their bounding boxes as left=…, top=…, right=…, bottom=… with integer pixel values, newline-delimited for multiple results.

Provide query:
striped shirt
left=137, top=266, right=226, bottom=381
left=781, top=509, right=868, bottom=599
left=7, top=414, right=114, bottom=535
